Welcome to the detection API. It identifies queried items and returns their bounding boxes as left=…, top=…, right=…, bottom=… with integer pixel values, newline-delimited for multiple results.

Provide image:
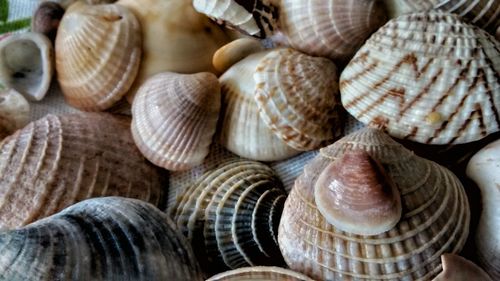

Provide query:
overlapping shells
left=207, top=266, right=315, bottom=281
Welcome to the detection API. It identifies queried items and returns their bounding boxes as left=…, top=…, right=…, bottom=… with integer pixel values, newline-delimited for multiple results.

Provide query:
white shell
left=0, top=88, right=29, bottom=139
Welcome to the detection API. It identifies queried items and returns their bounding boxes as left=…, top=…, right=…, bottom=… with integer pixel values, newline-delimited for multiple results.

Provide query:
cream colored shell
left=207, top=266, right=315, bottom=281
left=0, top=88, right=29, bottom=139
left=213, top=38, right=264, bottom=73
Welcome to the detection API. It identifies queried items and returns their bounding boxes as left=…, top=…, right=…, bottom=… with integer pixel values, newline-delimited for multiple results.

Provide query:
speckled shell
left=170, top=159, right=286, bottom=275
left=0, top=197, right=204, bottom=281
left=0, top=113, right=165, bottom=230
left=0, top=88, right=29, bottom=139
left=207, top=266, right=315, bottom=281
left=55, top=2, right=141, bottom=111
left=278, top=128, right=470, bottom=281
left=340, top=11, right=500, bottom=145
left=432, top=254, right=493, bottom=281
left=131, top=72, right=221, bottom=171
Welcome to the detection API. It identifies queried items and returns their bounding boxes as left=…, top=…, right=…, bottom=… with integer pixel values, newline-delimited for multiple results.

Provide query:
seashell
left=382, top=0, right=438, bottom=18
left=0, top=32, right=53, bottom=101
left=32, top=2, right=65, bottom=42
left=170, top=159, right=287, bottom=275
left=432, top=254, right=493, bottom=281
left=340, top=11, right=500, bottom=145
left=39, top=0, right=77, bottom=10
left=213, top=38, right=264, bottom=73
left=466, top=138, right=500, bottom=280
left=207, top=266, right=315, bottom=281
left=0, top=113, right=165, bottom=230
left=55, top=2, right=141, bottom=111
left=117, top=0, right=230, bottom=102
left=0, top=88, right=29, bottom=140
left=131, top=72, right=221, bottom=171
left=0, top=197, right=204, bottom=281
left=278, top=127, right=470, bottom=280
left=434, top=0, right=500, bottom=34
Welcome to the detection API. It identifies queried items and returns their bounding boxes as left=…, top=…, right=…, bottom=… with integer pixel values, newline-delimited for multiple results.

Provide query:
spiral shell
left=207, top=267, right=315, bottom=281
left=0, top=88, right=29, bottom=139
left=432, top=254, right=493, bottom=281
left=278, top=127, right=470, bottom=280
left=0, top=197, right=204, bottom=280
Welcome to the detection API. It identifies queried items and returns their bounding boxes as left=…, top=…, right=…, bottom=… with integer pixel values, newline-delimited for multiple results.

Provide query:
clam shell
left=278, top=127, right=470, bottom=280
left=0, top=88, right=29, bottom=139
left=32, top=2, right=65, bottom=42
left=0, top=197, right=204, bottom=280
left=55, top=2, right=141, bottom=111
left=340, top=11, right=500, bottom=144
left=0, top=32, right=53, bottom=101
left=432, top=254, right=493, bottom=281
left=0, top=113, right=165, bottom=230
left=131, top=72, right=221, bottom=171
left=207, top=266, right=315, bottom=281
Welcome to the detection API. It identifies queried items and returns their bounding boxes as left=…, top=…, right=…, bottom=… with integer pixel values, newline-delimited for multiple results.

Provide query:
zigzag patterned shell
left=340, top=11, right=500, bottom=144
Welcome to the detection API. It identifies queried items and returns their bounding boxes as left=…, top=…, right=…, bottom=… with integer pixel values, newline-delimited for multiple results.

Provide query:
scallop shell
left=466, top=138, right=500, bottom=280
left=434, top=0, right=500, bottom=34
left=278, top=127, right=470, bottom=281
left=207, top=266, right=315, bottom=281
left=55, top=2, right=141, bottom=111
left=0, top=197, right=204, bottom=281
left=170, top=159, right=286, bottom=275
left=131, top=72, right=221, bottom=171
left=340, top=11, right=500, bottom=145
left=0, top=113, right=165, bottom=230
left=0, top=32, right=53, bottom=101
left=0, top=88, right=29, bottom=139
left=432, top=254, right=493, bottom=281
left=32, top=2, right=65, bottom=42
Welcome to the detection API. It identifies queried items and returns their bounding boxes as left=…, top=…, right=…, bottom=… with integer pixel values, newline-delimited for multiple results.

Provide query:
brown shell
left=207, top=266, right=315, bottom=281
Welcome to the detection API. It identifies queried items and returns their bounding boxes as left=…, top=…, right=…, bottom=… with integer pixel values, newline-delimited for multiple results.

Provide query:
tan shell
left=213, top=38, right=264, bottom=73
left=278, top=127, right=470, bottom=280
left=39, top=0, right=117, bottom=9
left=0, top=113, right=165, bottom=230
left=55, top=2, right=141, bottom=111
left=432, top=254, right=493, bottom=281
left=207, top=266, right=315, bottom=281
left=340, top=11, right=500, bottom=145
left=0, top=88, right=29, bottom=139
left=131, top=72, right=221, bottom=171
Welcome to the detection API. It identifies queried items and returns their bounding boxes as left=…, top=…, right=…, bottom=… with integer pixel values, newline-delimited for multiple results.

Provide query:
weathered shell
left=278, top=128, right=470, bottom=280
left=432, top=254, right=493, bottom=281
left=32, top=2, right=65, bottom=42
left=466, top=138, right=500, bottom=280
left=0, top=32, right=53, bottom=101
left=0, top=197, right=204, bottom=280
left=55, top=2, right=141, bottom=111
left=170, top=159, right=286, bottom=275
left=340, top=11, right=500, bottom=145
left=207, top=266, right=315, bottom=281
left=0, top=113, right=165, bottom=230
left=131, top=72, right=221, bottom=171
left=213, top=38, right=264, bottom=73
left=0, top=88, right=29, bottom=139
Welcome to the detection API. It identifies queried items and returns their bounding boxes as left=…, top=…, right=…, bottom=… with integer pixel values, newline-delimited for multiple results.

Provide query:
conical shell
left=278, top=128, right=470, bottom=281
left=0, top=197, right=204, bottom=280
left=432, top=254, right=493, bottom=281
left=434, top=0, right=500, bottom=34
left=207, top=266, right=315, bottom=281
left=55, top=2, right=141, bottom=111
left=340, top=11, right=500, bottom=145
left=0, top=113, right=165, bottom=230
left=131, top=72, right=221, bottom=171
left=0, top=88, right=29, bottom=139
left=170, top=159, right=286, bottom=275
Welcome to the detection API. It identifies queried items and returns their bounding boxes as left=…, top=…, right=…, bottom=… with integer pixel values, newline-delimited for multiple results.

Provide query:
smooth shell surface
left=0, top=197, right=204, bottom=281
left=0, top=88, right=29, bottom=139
left=207, top=266, right=315, bottom=281
left=213, top=38, right=264, bottom=73
left=432, top=254, right=493, bottom=281
left=31, top=2, right=65, bottom=42
left=341, top=11, right=500, bottom=144
left=0, top=113, right=165, bottom=230
left=278, top=128, right=470, bottom=280
left=131, top=72, right=221, bottom=171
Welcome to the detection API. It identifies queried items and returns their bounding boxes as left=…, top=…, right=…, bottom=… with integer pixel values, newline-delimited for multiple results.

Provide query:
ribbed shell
left=170, top=159, right=286, bottom=275
left=278, top=128, right=470, bottom=281
left=0, top=88, right=29, bottom=139
left=0, top=197, right=204, bottom=281
left=0, top=113, right=165, bottom=230
left=207, top=266, right=315, bottom=281
left=340, top=11, right=500, bottom=145
left=435, top=0, right=500, bottom=34
left=55, top=2, right=141, bottom=111
left=383, top=0, right=439, bottom=18
left=131, top=72, right=221, bottom=171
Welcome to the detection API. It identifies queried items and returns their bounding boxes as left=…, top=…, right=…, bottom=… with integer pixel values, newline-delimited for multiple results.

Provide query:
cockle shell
left=32, top=2, right=65, bottom=42
left=0, top=88, right=29, bottom=140
left=0, top=113, right=165, bottom=230
left=131, top=72, right=221, bottom=171
left=55, top=2, right=141, bottom=111
left=466, top=138, right=500, bottom=280
left=432, top=254, right=493, bottom=281
left=0, top=32, right=53, bottom=101
left=207, top=266, right=315, bottom=281
left=0, top=197, right=204, bottom=281
left=170, top=159, right=286, bottom=275
left=340, top=11, right=500, bottom=145
left=278, top=128, right=470, bottom=281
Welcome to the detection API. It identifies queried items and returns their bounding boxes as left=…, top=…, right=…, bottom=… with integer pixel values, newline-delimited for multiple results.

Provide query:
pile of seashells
left=0, top=0, right=498, bottom=280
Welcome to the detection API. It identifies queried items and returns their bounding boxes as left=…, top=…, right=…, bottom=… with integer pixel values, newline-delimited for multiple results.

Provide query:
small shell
left=32, top=2, right=65, bottom=42
left=432, top=254, right=493, bottom=281
left=340, top=11, right=500, bottom=144
left=0, top=32, right=53, bottom=101
left=0, top=88, right=29, bottom=139
left=55, top=2, right=141, bottom=111
left=131, top=72, right=221, bottom=171
left=207, top=266, right=315, bottom=281
left=0, top=197, right=204, bottom=281
left=434, top=0, right=500, bottom=34
left=213, top=38, right=264, bottom=73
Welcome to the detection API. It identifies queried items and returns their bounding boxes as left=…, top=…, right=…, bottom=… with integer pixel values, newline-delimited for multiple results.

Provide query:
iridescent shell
left=0, top=88, right=29, bottom=139
left=207, top=266, right=315, bottom=281
left=432, top=254, right=493, bottom=281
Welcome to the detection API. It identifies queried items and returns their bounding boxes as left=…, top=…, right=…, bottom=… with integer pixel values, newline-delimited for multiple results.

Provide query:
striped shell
left=207, top=267, right=315, bottom=281
left=0, top=88, right=29, bottom=139
left=435, top=0, right=500, bottom=34
left=0, top=113, right=165, bottom=230
left=278, top=128, right=470, bottom=281
left=432, top=254, right=493, bottom=281
left=0, top=197, right=204, bottom=281
left=55, top=2, right=141, bottom=111
left=382, top=0, right=439, bottom=18
left=340, top=11, right=500, bottom=145
left=170, top=159, right=286, bottom=275
left=131, top=72, right=221, bottom=171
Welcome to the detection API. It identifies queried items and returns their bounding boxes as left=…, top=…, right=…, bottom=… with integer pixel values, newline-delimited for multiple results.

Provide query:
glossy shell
left=0, top=88, right=29, bottom=139
left=207, top=266, right=315, bottom=281
left=212, top=38, right=264, bottom=73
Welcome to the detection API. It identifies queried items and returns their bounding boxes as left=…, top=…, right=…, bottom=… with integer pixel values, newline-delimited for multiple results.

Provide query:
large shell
left=340, top=11, right=500, bottom=145
left=0, top=113, right=165, bottom=230
left=466, top=138, right=500, bottom=280
left=131, top=72, right=221, bottom=171
left=170, top=159, right=287, bottom=275
left=432, top=254, right=493, bottom=281
left=278, top=128, right=470, bottom=280
left=55, top=2, right=141, bottom=111
left=0, top=88, right=29, bottom=139
left=207, top=266, right=315, bottom=281
left=0, top=197, right=204, bottom=280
